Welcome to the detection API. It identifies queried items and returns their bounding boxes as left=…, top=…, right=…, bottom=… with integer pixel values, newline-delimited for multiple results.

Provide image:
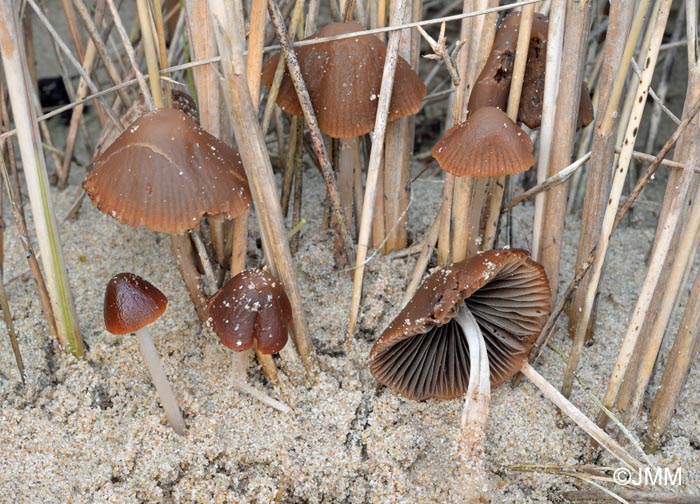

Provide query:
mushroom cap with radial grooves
left=83, top=107, right=251, bottom=234
left=261, top=21, right=426, bottom=138
left=104, top=273, right=168, bottom=334
left=208, top=269, right=292, bottom=354
left=431, top=106, right=535, bottom=177
left=369, top=249, right=551, bottom=401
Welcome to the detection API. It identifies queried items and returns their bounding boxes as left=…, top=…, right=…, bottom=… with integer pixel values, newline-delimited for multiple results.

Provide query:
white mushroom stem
left=454, top=306, right=642, bottom=472
left=135, top=327, right=186, bottom=435
left=454, top=307, right=491, bottom=502
left=231, top=351, right=291, bottom=413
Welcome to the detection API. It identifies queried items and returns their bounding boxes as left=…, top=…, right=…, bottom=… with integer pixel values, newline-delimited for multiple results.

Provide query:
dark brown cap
left=208, top=269, right=291, bottom=354
left=369, top=249, right=550, bottom=401
left=261, top=21, right=426, bottom=138
left=84, top=107, right=251, bottom=234
left=432, top=106, right=534, bottom=177
left=104, top=273, right=168, bottom=334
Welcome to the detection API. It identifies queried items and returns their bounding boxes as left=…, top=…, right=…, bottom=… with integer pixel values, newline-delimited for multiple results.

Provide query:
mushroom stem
left=454, top=307, right=491, bottom=501
left=230, top=351, right=290, bottom=413
left=135, top=327, right=186, bottom=435
left=519, top=362, right=641, bottom=471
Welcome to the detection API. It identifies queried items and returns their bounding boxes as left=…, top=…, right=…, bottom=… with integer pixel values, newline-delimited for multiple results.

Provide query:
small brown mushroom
left=261, top=21, right=426, bottom=138
left=431, top=106, right=535, bottom=177
left=104, top=273, right=186, bottom=435
left=468, top=11, right=593, bottom=130
left=84, top=107, right=251, bottom=234
left=208, top=268, right=291, bottom=412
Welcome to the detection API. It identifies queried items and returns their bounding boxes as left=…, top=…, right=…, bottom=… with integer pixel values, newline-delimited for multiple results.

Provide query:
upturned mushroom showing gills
left=104, top=273, right=186, bottom=435
left=208, top=268, right=291, bottom=412
left=432, top=106, right=534, bottom=177
left=83, top=107, right=251, bottom=234
left=261, top=21, right=426, bottom=138
left=370, top=249, right=642, bottom=474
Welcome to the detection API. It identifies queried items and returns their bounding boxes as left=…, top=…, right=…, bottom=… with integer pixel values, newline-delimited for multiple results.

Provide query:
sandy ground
left=0, top=142, right=699, bottom=503
left=1, top=3, right=699, bottom=503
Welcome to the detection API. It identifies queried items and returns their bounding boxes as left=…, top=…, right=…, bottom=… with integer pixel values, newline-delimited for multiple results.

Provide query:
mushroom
left=431, top=106, right=535, bottom=177
left=83, top=107, right=252, bottom=322
left=370, top=249, right=641, bottom=482
left=468, top=11, right=593, bottom=129
left=208, top=268, right=291, bottom=413
left=261, top=21, right=426, bottom=138
left=84, top=107, right=250, bottom=234
left=104, top=272, right=186, bottom=435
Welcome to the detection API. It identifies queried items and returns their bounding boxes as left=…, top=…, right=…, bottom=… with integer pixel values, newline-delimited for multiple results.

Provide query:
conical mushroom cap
left=370, top=249, right=550, bottom=401
left=432, top=107, right=534, bottom=177
left=104, top=273, right=168, bottom=334
left=261, top=21, right=426, bottom=138
left=208, top=269, right=291, bottom=354
left=84, top=108, right=251, bottom=234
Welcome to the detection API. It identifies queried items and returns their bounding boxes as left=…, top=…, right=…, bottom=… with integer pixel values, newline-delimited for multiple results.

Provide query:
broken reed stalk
left=183, top=0, right=237, bottom=272
left=348, top=0, right=409, bottom=339
left=620, top=76, right=700, bottom=422
left=481, top=3, right=535, bottom=251
left=245, top=0, right=279, bottom=380
left=0, top=0, right=83, bottom=356
left=137, top=0, right=164, bottom=107
left=562, top=0, right=673, bottom=411
left=615, top=6, right=696, bottom=411
left=644, top=257, right=700, bottom=453
left=209, top=0, right=316, bottom=373
left=381, top=0, right=420, bottom=253
left=563, top=489, right=700, bottom=504
left=536, top=0, right=592, bottom=304
left=567, top=0, right=636, bottom=342
left=449, top=0, right=497, bottom=264
left=61, top=0, right=109, bottom=187
left=530, top=0, right=565, bottom=261
left=401, top=209, right=440, bottom=307
left=267, top=0, right=355, bottom=267
left=0, top=265, right=24, bottom=382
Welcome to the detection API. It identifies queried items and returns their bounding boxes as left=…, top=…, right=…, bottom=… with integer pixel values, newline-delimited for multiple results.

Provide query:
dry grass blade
left=0, top=264, right=25, bottom=383
left=0, top=0, right=83, bottom=356
left=209, top=0, right=316, bottom=373
left=348, top=0, right=409, bottom=339
left=564, top=0, right=672, bottom=402
left=266, top=0, right=355, bottom=267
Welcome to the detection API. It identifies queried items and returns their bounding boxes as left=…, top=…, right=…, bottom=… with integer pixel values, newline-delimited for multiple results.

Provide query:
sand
left=1, top=4, right=699, bottom=502
left=0, top=145, right=699, bottom=503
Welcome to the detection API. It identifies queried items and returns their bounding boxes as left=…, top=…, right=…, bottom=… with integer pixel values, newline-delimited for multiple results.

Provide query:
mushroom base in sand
left=230, top=350, right=290, bottom=413
left=454, top=305, right=641, bottom=471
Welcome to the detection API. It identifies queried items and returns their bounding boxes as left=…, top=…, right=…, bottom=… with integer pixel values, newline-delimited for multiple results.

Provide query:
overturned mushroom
left=208, top=268, right=291, bottom=412
left=432, top=106, right=534, bottom=177
left=104, top=273, right=186, bottom=435
left=370, top=249, right=641, bottom=481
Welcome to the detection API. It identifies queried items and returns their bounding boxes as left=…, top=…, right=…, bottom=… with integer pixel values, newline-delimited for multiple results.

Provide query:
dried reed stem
left=567, top=0, right=638, bottom=341
left=531, top=0, right=565, bottom=260
left=482, top=4, right=535, bottom=251
left=0, top=0, right=83, bottom=356
left=348, top=0, right=409, bottom=339
left=267, top=0, right=355, bottom=266
left=210, top=0, right=315, bottom=372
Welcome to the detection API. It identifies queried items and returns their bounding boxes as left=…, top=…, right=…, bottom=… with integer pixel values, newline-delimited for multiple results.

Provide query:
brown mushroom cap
left=431, top=107, right=535, bottom=177
left=261, top=21, right=426, bottom=138
left=83, top=107, right=251, bottom=234
left=208, top=269, right=291, bottom=354
left=369, top=249, right=551, bottom=401
left=104, top=273, right=168, bottom=334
